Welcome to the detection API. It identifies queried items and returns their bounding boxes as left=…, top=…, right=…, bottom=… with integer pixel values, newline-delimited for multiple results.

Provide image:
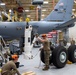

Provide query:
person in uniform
left=32, top=33, right=39, bottom=46
left=38, top=34, right=51, bottom=70
left=1, top=54, right=21, bottom=75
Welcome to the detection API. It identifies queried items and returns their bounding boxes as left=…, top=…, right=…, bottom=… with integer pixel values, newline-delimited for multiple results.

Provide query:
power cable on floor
left=31, top=50, right=40, bottom=59
left=34, top=58, right=41, bottom=68
left=34, top=50, right=42, bottom=68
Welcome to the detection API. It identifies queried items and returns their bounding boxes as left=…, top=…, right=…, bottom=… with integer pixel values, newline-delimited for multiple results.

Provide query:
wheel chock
left=67, top=60, right=72, bottom=64
left=22, top=71, right=36, bottom=75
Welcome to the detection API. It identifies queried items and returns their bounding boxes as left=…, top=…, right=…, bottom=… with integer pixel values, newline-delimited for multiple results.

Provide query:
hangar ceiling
left=0, top=0, right=76, bottom=21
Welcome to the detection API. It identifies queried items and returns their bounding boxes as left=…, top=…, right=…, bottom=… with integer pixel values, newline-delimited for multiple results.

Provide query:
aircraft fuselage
left=0, top=21, right=64, bottom=40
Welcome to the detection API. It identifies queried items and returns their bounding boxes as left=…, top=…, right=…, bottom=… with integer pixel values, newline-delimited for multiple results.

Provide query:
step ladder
left=0, top=36, right=10, bottom=66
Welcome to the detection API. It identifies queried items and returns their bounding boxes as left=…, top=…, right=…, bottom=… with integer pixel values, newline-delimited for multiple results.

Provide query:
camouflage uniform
left=42, top=39, right=50, bottom=68
left=1, top=61, right=21, bottom=75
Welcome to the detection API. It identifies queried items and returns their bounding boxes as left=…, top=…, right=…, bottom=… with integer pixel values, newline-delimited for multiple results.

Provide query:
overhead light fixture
left=25, top=10, right=30, bottom=12
left=9, top=9, right=12, bottom=13
left=43, top=1, right=48, bottom=4
left=0, top=3, right=5, bottom=5
left=42, top=9, right=46, bottom=11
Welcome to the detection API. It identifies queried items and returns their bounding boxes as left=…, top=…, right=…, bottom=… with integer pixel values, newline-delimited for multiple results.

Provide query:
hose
left=31, top=50, right=40, bottom=59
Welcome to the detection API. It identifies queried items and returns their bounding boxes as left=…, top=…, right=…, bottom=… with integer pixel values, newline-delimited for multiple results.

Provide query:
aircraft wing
left=56, top=17, right=76, bottom=29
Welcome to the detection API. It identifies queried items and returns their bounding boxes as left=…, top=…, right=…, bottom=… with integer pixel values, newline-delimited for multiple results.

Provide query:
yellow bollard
left=25, top=17, right=30, bottom=22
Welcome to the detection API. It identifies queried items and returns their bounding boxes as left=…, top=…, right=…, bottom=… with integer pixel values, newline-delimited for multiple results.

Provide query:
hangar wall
left=69, top=22, right=76, bottom=41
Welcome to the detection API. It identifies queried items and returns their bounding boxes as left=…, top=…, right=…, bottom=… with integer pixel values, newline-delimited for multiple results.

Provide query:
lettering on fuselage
left=16, top=26, right=22, bottom=30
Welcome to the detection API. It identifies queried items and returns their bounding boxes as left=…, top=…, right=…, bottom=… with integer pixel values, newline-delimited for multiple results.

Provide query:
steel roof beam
left=15, top=0, right=22, bottom=6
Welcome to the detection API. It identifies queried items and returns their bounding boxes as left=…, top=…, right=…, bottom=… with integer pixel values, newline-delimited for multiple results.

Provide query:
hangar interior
left=0, top=0, right=76, bottom=41
left=0, top=0, right=76, bottom=21
left=0, top=0, right=76, bottom=75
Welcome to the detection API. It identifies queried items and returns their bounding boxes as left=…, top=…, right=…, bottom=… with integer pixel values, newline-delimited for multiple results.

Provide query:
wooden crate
left=22, top=71, right=36, bottom=75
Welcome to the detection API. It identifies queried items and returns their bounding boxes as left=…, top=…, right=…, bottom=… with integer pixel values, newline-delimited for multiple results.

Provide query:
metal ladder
left=0, top=36, right=10, bottom=66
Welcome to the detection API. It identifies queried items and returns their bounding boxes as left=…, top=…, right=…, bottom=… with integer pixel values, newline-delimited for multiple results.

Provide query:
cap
left=42, top=34, right=46, bottom=37
left=12, top=54, right=18, bottom=60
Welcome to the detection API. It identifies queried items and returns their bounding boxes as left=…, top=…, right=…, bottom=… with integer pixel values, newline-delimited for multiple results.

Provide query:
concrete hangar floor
left=18, top=48, right=76, bottom=75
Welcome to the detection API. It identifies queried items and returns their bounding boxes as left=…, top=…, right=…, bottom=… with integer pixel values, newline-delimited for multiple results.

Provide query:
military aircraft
left=0, top=0, right=76, bottom=68
left=0, top=0, right=75, bottom=40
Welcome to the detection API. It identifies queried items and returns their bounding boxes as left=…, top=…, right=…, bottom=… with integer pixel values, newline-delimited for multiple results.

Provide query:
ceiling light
left=43, top=1, right=48, bottom=4
left=42, top=9, right=46, bottom=11
left=0, top=3, right=5, bottom=5
left=25, top=10, right=29, bottom=12
left=9, top=9, right=12, bottom=13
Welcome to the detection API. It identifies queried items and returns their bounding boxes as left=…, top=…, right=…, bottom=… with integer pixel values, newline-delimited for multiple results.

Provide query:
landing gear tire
left=68, top=45, right=76, bottom=63
left=40, top=50, right=52, bottom=64
left=52, top=46, right=68, bottom=68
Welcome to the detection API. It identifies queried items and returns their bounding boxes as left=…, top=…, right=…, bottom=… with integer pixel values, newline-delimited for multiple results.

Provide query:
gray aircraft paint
left=0, top=0, right=75, bottom=40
